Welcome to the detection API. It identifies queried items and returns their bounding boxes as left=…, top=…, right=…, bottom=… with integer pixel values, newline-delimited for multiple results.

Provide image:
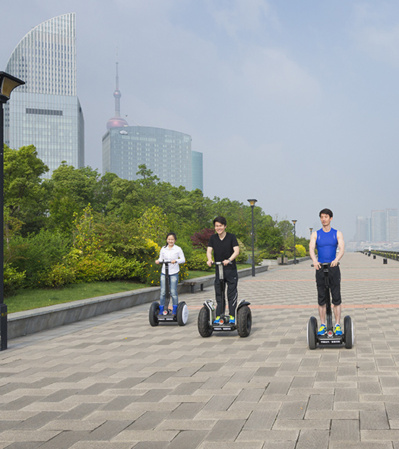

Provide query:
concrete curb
left=7, top=259, right=309, bottom=339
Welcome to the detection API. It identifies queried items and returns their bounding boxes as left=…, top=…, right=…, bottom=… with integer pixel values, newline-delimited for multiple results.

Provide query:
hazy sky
left=1, top=0, right=399, bottom=240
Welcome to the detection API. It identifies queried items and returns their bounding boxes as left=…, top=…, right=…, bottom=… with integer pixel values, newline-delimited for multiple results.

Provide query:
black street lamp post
left=247, top=199, right=257, bottom=276
left=0, top=72, right=25, bottom=351
left=292, top=219, right=297, bottom=265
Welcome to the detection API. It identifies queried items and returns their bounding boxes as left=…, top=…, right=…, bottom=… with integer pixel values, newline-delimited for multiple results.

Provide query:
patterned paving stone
left=1, top=253, right=399, bottom=447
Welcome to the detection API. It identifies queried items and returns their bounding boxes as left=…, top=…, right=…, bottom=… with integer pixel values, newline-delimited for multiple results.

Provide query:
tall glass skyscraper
left=4, top=12, right=84, bottom=177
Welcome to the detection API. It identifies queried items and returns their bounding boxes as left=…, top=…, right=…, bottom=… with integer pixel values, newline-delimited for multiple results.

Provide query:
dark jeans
left=316, top=265, right=342, bottom=306
left=214, top=268, right=238, bottom=317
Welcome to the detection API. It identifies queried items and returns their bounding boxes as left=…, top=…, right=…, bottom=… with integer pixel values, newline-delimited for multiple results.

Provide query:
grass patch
left=186, top=270, right=212, bottom=278
left=5, top=265, right=252, bottom=314
left=5, top=281, right=146, bottom=314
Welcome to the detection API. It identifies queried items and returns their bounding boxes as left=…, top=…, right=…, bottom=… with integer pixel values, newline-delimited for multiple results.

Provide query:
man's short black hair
left=319, top=208, right=333, bottom=218
left=213, top=216, right=227, bottom=226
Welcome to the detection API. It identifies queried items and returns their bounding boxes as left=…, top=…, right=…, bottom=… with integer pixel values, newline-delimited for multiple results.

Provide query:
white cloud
left=205, top=0, right=277, bottom=38
left=238, top=46, right=321, bottom=104
left=353, top=2, right=399, bottom=65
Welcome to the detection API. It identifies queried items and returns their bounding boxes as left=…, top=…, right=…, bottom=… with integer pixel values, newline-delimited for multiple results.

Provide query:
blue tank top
left=316, top=228, right=338, bottom=263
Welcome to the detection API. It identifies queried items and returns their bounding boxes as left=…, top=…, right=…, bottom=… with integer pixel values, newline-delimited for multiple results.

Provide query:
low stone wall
left=7, top=260, right=309, bottom=339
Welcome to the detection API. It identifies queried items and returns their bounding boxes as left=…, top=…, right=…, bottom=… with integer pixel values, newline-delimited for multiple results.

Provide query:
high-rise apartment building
left=386, top=209, right=398, bottom=242
left=4, top=13, right=84, bottom=177
left=371, top=210, right=386, bottom=242
left=355, top=216, right=370, bottom=242
left=102, top=64, right=203, bottom=191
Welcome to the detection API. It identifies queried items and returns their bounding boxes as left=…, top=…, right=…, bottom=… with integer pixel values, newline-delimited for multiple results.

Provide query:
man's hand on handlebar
left=330, top=259, right=339, bottom=267
left=314, top=261, right=321, bottom=270
left=207, top=259, right=213, bottom=267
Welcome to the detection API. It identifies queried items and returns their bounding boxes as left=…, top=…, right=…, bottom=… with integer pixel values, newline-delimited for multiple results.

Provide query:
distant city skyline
left=355, top=208, right=398, bottom=248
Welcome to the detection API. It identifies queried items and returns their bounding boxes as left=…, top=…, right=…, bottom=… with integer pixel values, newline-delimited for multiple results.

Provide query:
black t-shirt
left=208, top=232, right=239, bottom=269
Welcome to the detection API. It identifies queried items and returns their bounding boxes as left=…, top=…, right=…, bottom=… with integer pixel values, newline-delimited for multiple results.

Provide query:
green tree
left=257, top=215, right=284, bottom=255
left=4, top=145, right=49, bottom=235
left=138, top=206, right=169, bottom=244
left=45, top=164, right=102, bottom=232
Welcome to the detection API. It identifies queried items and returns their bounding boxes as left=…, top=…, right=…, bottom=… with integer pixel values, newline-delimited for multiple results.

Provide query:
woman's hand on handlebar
left=155, top=260, right=160, bottom=265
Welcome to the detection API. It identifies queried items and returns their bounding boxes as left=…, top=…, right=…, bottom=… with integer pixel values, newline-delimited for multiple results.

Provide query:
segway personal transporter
left=149, top=261, right=188, bottom=326
left=198, top=262, right=252, bottom=338
left=307, top=263, right=354, bottom=349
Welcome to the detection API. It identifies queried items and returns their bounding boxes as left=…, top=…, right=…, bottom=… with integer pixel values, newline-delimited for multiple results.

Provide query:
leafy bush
left=190, top=228, right=214, bottom=249
left=295, top=244, right=307, bottom=258
left=186, top=251, right=210, bottom=271
left=176, top=238, right=193, bottom=262
left=179, top=263, right=189, bottom=283
left=44, top=253, right=144, bottom=288
left=236, top=239, right=247, bottom=263
left=43, top=263, right=76, bottom=288
left=71, top=253, right=143, bottom=283
left=259, top=250, right=278, bottom=260
left=8, top=230, right=71, bottom=287
left=4, top=264, right=26, bottom=295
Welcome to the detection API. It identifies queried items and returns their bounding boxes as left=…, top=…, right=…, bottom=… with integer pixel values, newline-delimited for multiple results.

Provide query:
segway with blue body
left=149, top=261, right=189, bottom=326
left=198, top=262, right=252, bottom=338
left=307, top=263, right=354, bottom=349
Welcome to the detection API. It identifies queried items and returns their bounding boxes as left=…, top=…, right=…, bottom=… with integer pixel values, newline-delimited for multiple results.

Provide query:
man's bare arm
left=331, top=231, right=345, bottom=267
left=309, top=231, right=320, bottom=270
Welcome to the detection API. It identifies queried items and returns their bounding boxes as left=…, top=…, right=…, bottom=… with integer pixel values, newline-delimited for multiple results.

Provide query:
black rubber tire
left=177, top=302, right=189, bottom=326
left=198, top=306, right=213, bottom=337
left=237, top=305, right=252, bottom=338
left=344, top=315, right=353, bottom=349
left=307, top=316, right=318, bottom=350
left=149, top=301, right=160, bottom=327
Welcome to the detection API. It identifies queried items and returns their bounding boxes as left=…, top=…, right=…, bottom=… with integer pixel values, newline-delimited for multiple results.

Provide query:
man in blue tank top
left=309, top=208, right=345, bottom=336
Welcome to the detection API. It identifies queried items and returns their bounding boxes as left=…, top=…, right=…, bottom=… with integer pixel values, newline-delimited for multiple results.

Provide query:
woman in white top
left=155, top=232, right=186, bottom=315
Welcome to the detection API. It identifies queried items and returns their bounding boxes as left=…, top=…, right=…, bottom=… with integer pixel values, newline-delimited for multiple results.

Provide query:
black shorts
left=315, top=265, right=342, bottom=306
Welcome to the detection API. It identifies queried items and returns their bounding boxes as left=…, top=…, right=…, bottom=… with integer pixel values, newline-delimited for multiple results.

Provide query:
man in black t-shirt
left=207, top=216, right=240, bottom=324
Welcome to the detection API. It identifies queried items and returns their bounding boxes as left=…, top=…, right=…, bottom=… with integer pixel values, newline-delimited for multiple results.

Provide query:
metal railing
left=363, top=250, right=399, bottom=262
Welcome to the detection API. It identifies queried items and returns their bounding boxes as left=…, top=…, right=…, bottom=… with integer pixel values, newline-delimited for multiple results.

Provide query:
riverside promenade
left=1, top=252, right=399, bottom=449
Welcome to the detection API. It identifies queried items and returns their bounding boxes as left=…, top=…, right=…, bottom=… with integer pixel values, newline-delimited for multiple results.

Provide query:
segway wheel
left=307, top=316, right=318, bottom=350
left=198, top=306, right=213, bottom=337
left=237, top=305, right=252, bottom=338
left=344, top=315, right=354, bottom=349
left=177, top=301, right=189, bottom=326
left=149, top=301, right=160, bottom=327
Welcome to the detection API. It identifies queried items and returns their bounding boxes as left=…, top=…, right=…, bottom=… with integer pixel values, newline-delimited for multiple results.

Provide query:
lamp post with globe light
left=292, top=220, right=297, bottom=264
left=247, top=199, right=257, bottom=276
left=0, top=72, right=25, bottom=351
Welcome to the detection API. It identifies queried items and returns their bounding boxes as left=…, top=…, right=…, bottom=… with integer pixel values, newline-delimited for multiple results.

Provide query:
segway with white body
left=307, top=263, right=354, bottom=349
left=198, top=262, right=252, bottom=338
left=149, top=261, right=189, bottom=326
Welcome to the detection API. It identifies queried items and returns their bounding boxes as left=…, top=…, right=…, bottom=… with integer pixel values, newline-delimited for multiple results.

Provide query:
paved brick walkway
left=1, top=252, right=399, bottom=448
